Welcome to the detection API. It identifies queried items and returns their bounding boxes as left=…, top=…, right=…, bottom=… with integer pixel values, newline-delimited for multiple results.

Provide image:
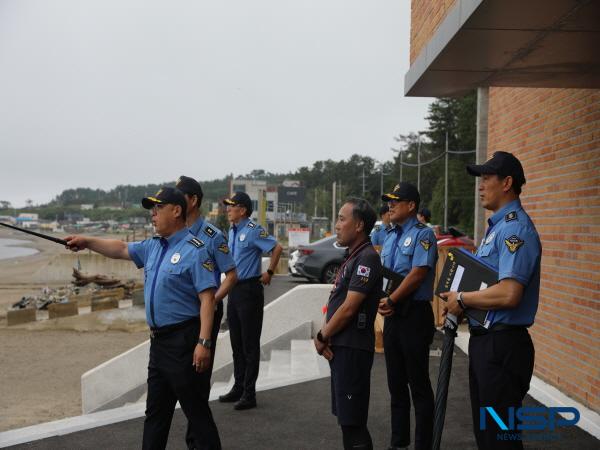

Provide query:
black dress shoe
left=234, top=397, right=257, bottom=410
left=218, top=389, right=243, bottom=403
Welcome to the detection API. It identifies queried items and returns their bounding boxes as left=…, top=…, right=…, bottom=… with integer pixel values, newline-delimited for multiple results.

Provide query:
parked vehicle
left=435, top=226, right=475, bottom=249
left=293, top=236, right=346, bottom=283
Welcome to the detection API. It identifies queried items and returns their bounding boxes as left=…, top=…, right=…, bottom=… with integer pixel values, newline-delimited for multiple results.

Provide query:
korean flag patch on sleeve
left=356, top=265, right=371, bottom=278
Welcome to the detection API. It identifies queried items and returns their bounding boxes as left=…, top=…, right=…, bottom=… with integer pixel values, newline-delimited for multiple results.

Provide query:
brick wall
left=410, top=0, right=457, bottom=64
left=488, top=87, right=600, bottom=412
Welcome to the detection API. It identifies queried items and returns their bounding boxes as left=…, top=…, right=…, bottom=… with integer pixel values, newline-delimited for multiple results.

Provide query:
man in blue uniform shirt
left=314, top=198, right=382, bottom=450
left=176, top=176, right=237, bottom=450
left=370, top=204, right=392, bottom=250
left=378, top=182, right=437, bottom=450
left=65, top=187, right=221, bottom=450
left=441, top=151, right=541, bottom=450
left=218, top=191, right=283, bottom=410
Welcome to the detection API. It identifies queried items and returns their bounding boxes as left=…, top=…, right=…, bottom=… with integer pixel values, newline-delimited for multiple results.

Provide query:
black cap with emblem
left=141, top=187, right=187, bottom=218
left=466, top=151, right=526, bottom=187
left=381, top=182, right=420, bottom=208
left=223, top=191, right=253, bottom=216
left=176, top=175, right=203, bottom=202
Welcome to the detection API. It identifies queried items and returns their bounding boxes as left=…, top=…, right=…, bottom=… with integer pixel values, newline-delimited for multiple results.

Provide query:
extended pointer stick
left=0, top=222, right=68, bottom=246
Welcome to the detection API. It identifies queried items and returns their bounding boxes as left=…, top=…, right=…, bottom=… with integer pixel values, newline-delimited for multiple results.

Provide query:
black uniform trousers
left=383, top=301, right=435, bottom=450
left=143, top=319, right=221, bottom=450
left=227, top=278, right=264, bottom=399
left=469, top=327, right=534, bottom=450
left=185, top=302, right=224, bottom=449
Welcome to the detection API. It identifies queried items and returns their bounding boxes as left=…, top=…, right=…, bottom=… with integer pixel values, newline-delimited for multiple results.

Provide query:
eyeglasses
left=151, top=204, right=168, bottom=214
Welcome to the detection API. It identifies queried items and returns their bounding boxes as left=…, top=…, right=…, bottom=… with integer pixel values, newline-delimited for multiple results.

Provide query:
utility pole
left=417, top=136, right=421, bottom=192
left=380, top=165, right=384, bottom=199
left=400, top=150, right=403, bottom=183
left=444, top=131, right=449, bottom=231
left=314, top=188, right=317, bottom=217
left=361, top=167, right=366, bottom=196
left=332, top=181, right=336, bottom=233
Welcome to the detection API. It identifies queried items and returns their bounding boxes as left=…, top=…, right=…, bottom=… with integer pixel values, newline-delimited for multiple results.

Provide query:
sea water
left=0, top=238, right=38, bottom=260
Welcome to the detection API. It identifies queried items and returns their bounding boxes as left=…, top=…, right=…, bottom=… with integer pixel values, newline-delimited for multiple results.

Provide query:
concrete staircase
left=134, top=339, right=330, bottom=405
left=209, top=339, right=330, bottom=400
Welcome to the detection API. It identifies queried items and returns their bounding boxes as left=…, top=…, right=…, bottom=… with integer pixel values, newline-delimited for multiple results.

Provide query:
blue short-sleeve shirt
left=473, top=199, right=542, bottom=327
left=189, top=218, right=236, bottom=287
left=228, top=218, right=277, bottom=281
left=128, top=227, right=217, bottom=328
left=370, top=223, right=391, bottom=247
left=381, top=215, right=438, bottom=301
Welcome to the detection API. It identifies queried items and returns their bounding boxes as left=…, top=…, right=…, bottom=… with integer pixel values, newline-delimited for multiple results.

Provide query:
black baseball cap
left=176, top=175, right=203, bottom=200
left=223, top=191, right=253, bottom=215
left=381, top=182, right=420, bottom=206
left=467, top=151, right=526, bottom=185
left=419, top=207, right=431, bottom=219
left=141, top=187, right=187, bottom=216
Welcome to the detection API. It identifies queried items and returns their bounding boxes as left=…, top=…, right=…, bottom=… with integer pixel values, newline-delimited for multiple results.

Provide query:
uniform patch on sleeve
left=420, top=239, right=432, bottom=251
left=202, top=259, right=215, bottom=272
left=374, top=225, right=381, bottom=232
left=247, top=222, right=256, bottom=228
left=189, top=238, right=205, bottom=248
left=504, top=235, right=524, bottom=253
left=259, top=229, right=268, bottom=238
left=505, top=211, right=518, bottom=222
left=203, top=226, right=216, bottom=238
left=356, top=265, right=371, bottom=278
left=218, top=242, right=230, bottom=254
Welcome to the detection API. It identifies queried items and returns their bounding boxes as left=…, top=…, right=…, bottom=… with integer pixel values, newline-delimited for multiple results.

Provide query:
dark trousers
left=469, top=328, right=534, bottom=450
left=143, top=320, right=221, bottom=450
left=383, top=301, right=435, bottom=450
left=186, top=303, right=224, bottom=449
left=227, top=279, right=264, bottom=398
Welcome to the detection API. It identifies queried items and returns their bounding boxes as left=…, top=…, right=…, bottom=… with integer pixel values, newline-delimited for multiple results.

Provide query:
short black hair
left=497, top=174, right=524, bottom=195
left=344, top=197, right=377, bottom=236
left=379, top=204, right=389, bottom=216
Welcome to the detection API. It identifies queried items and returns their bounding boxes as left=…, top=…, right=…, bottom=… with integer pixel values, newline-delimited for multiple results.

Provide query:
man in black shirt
left=314, top=198, right=383, bottom=450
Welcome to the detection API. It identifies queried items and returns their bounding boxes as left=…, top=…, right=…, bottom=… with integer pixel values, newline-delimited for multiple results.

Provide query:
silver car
left=292, top=236, right=347, bottom=283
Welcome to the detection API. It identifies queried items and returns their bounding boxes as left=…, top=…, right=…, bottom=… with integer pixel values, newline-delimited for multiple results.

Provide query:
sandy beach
left=0, top=228, right=149, bottom=432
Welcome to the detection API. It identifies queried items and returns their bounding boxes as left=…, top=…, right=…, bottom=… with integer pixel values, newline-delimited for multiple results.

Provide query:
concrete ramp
left=81, top=284, right=331, bottom=413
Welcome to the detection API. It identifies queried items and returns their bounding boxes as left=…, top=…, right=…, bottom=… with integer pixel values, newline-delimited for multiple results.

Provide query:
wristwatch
left=316, top=330, right=326, bottom=343
left=198, top=338, right=213, bottom=349
left=386, top=296, right=395, bottom=308
left=457, top=292, right=466, bottom=310
left=267, top=269, right=274, bottom=276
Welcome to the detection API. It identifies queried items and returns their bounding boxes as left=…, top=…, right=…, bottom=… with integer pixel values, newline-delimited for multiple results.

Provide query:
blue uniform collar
left=488, top=199, right=522, bottom=228
left=164, top=227, right=189, bottom=247
left=189, top=217, right=205, bottom=236
left=397, top=215, right=419, bottom=232
left=233, top=217, right=251, bottom=231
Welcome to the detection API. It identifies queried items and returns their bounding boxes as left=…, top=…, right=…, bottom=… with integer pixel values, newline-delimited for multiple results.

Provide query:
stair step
left=290, top=340, right=320, bottom=377
left=267, top=350, right=291, bottom=379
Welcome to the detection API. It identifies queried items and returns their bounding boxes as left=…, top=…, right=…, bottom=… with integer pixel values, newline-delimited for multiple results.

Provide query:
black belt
left=469, top=323, right=527, bottom=336
left=150, top=318, right=196, bottom=339
left=236, top=276, right=261, bottom=286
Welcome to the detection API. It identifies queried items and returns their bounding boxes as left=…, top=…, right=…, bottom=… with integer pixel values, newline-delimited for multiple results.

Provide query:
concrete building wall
left=487, top=86, right=600, bottom=412
left=409, top=0, right=457, bottom=64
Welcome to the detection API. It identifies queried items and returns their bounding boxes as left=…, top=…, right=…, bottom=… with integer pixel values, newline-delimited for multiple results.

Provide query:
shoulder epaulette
left=415, top=222, right=427, bottom=229
left=203, top=225, right=216, bottom=238
left=374, top=225, right=381, bottom=232
left=505, top=211, right=517, bottom=222
left=188, top=237, right=205, bottom=248
left=247, top=221, right=256, bottom=228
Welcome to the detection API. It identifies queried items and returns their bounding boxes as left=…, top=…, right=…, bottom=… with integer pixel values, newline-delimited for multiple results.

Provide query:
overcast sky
left=0, top=0, right=432, bottom=208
